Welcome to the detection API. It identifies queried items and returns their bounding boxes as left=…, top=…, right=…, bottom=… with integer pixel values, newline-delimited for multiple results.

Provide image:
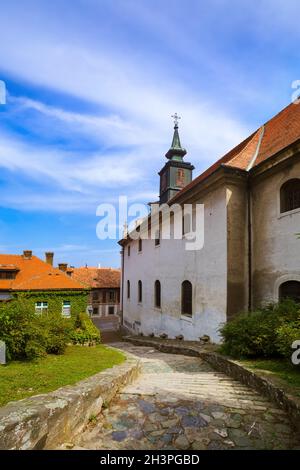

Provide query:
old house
left=69, top=267, right=120, bottom=319
left=0, top=251, right=88, bottom=316
left=119, top=103, right=300, bottom=343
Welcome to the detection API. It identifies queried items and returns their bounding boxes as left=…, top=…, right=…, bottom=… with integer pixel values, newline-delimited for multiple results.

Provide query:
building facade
left=120, top=104, right=300, bottom=343
left=0, top=251, right=89, bottom=318
left=69, top=267, right=120, bottom=318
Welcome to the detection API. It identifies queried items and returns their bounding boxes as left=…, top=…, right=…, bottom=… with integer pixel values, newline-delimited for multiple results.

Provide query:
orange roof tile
left=171, top=101, right=300, bottom=203
left=254, top=102, right=300, bottom=165
left=0, top=254, right=87, bottom=291
left=70, top=267, right=120, bottom=289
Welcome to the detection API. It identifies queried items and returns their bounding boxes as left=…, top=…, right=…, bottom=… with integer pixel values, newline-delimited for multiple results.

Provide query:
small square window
left=109, top=290, right=116, bottom=302
left=92, top=291, right=99, bottom=301
left=108, top=306, right=115, bottom=315
left=62, top=300, right=71, bottom=318
left=93, top=307, right=99, bottom=316
left=35, top=301, right=48, bottom=315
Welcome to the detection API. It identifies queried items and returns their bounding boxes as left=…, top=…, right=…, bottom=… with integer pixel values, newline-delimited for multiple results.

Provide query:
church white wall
left=252, top=160, right=300, bottom=305
left=122, top=186, right=228, bottom=343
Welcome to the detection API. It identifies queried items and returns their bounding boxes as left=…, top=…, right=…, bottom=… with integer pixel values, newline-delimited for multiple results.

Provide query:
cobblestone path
left=75, top=343, right=299, bottom=450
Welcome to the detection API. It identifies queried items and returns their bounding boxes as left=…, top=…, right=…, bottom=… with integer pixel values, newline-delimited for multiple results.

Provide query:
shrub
left=70, top=312, right=101, bottom=345
left=219, top=300, right=300, bottom=358
left=25, top=339, right=47, bottom=360
left=0, top=299, right=37, bottom=360
left=276, top=321, right=300, bottom=358
left=219, top=310, right=279, bottom=358
left=0, top=299, right=73, bottom=360
left=38, top=312, right=73, bottom=355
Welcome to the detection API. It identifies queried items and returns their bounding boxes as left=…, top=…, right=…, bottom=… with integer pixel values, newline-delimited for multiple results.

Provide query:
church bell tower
left=159, top=113, right=194, bottom=204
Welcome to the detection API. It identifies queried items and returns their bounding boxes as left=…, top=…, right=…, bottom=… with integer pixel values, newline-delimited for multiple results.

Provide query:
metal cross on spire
left=171, top=112, right=181, bottom=128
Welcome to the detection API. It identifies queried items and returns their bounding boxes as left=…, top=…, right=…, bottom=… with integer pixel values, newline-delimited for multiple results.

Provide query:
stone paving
left=74, top=343, right=300, bottom=450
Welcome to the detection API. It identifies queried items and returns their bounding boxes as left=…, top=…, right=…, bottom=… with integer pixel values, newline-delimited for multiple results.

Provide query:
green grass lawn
left=0, top=345, right=125, bottom=407
left=240, top=358, right=300, bottom=396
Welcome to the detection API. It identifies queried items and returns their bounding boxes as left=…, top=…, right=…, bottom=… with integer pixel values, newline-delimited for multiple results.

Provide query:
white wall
left=252, top=161, right=300, bottom=305
left=122, top=186, right=228, bottom=343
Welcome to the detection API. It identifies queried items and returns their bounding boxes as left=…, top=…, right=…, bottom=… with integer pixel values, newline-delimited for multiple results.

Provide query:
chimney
left=58, top=263, right=68, bottom=273
left=45, top=252, right=54, bottom=266
left=23, top=250, right=32, bottom=260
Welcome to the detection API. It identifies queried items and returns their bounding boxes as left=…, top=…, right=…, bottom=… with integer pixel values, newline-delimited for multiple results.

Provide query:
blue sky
left=0, top=0, right=299, bottom=267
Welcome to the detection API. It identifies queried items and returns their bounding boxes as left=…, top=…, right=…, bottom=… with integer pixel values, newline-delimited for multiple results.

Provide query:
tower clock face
left=161, top=172, right=167, bottom=192
left=176, top=169, right=185, bottom=188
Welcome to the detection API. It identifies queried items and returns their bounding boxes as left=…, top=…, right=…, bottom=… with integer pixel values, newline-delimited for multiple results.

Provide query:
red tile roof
left=0, top=254, right=87, bottom=291
left=0, top=264, right=20, bottom=271
left=172, top=101, right=300, bottom=202
left=70, top=267, right=121, bottom=289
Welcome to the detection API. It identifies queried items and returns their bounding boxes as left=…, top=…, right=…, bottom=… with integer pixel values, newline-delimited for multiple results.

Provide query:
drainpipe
left=246, top=126, right=264, bottom=312
left=247, top=178, right=252, bottom=311
left=120, top=247, right=125, bottom=327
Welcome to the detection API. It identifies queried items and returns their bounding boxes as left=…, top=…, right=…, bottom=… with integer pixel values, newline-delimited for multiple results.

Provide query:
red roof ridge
left=0, top=253, right=87, bottom=291
left=170, top=100, right=300, bottom=204
left=71, top=266, right=120, bottom=289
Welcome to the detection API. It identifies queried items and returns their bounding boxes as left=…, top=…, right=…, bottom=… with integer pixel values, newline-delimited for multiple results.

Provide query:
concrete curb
left=125, top=336, right=300, bottom=432
left=0, top=350, right=141, bottom=450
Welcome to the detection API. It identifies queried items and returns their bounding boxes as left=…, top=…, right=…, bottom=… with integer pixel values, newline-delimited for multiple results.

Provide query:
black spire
left=165, top=113, right=187, bottom=161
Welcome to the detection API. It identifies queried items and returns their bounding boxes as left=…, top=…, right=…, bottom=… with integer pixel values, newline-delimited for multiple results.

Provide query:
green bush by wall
left=0, top=291, right=101, bottom=361
left=220, top=299, right=300, bottom=359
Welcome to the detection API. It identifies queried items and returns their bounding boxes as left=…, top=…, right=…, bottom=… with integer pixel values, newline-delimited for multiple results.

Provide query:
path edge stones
left=0, top=349, right=141, bottom=450
left=124, top=336, right=300, bottom=432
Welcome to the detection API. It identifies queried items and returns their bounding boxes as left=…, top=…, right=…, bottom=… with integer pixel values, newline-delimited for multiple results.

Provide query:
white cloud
left=10, top=95, right=153, bottom=146
left=0, top=16, right=249, bottom=148
left=0, top=129, right=142, bottom=191
left=0, top=1, right=260, bottom=214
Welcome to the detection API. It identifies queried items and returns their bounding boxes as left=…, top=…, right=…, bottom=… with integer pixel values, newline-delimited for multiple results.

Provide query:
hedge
left=219, top=299, right=300, bottom=359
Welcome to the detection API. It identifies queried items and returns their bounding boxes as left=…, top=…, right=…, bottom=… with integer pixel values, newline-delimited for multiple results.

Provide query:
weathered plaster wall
left=123, top=186, right=228, bottom=343
left=252, top=160, right=300, bottom=306
left=226, top=180, right=249, bottom=318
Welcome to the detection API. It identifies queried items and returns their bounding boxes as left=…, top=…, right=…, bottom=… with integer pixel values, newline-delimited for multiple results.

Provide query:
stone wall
left=125, top=336, right=300, bottom=432
left=0, top=352, right=140, bottom=450
left=201, top=352, right=300, bottom=432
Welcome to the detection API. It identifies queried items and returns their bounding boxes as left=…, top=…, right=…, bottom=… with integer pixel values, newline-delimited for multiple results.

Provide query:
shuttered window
left=62, top=300, right=71, bottom=318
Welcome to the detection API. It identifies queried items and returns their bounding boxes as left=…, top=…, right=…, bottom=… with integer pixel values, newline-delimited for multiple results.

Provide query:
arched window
left=138, top=239, right=143, bottom=252
left=279, top=281, right=300, bottom=303
left=154, top=280, right=161, bottom=308
left=280, top=179, right=300, bottom=213
left=138, top=280, right=142, bottom=303
left=127, top=280, right=130, bottom=299
left=181, top=281, right=192, bottom=316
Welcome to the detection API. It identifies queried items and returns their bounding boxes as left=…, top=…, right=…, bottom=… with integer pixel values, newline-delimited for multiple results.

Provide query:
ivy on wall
left=13, top=290, right=89, bottom=319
